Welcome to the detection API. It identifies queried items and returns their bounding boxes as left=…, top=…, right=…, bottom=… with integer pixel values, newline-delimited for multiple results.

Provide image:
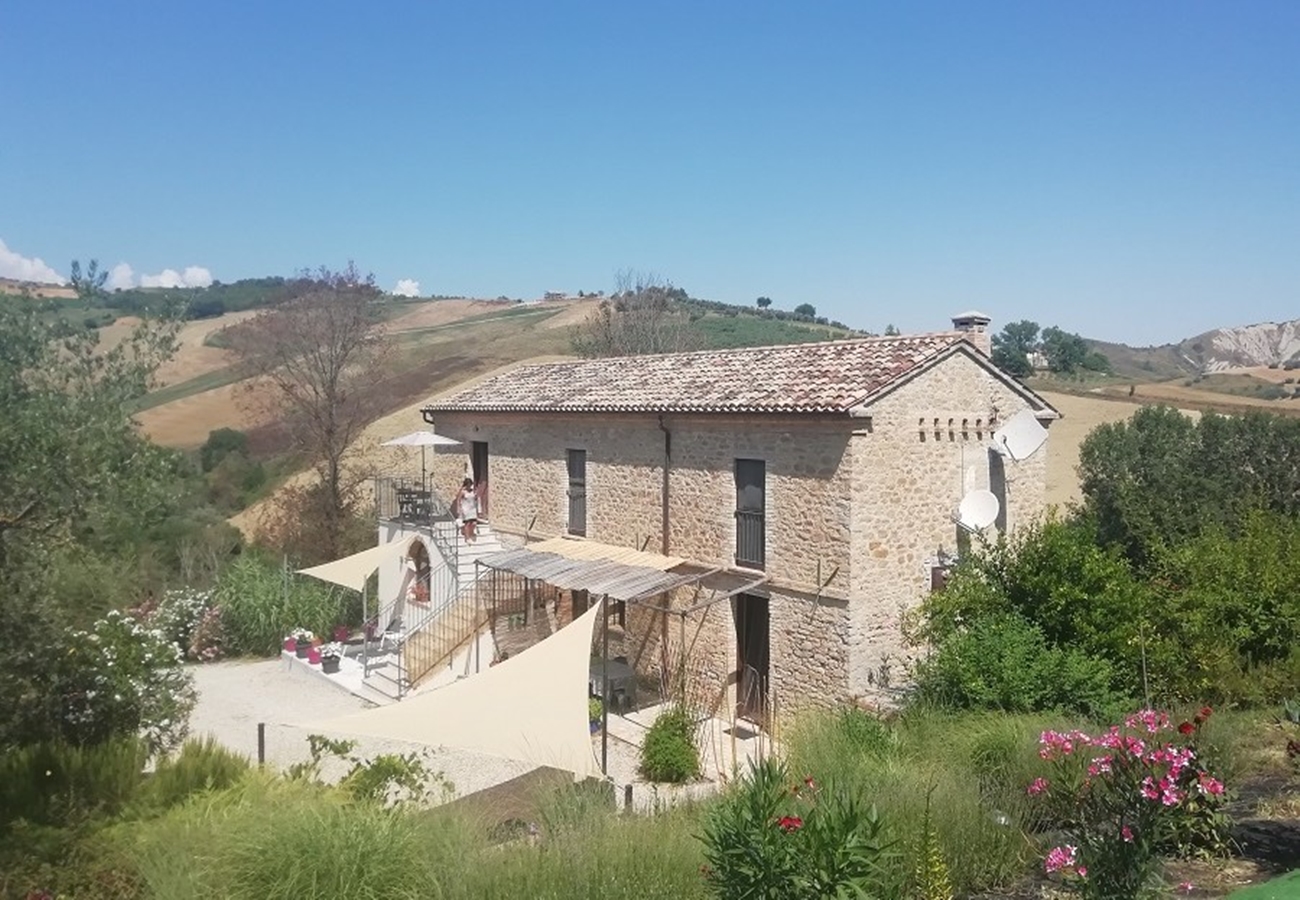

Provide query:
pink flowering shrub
left=1029, top=708, right=1228, bottom=899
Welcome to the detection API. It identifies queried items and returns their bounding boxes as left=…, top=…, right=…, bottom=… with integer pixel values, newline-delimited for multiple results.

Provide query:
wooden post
left=623, top=783, right=633, bottom=812
left=602, top=594, right=609, bottom=776
left=257, top=722, right=266, bottom=766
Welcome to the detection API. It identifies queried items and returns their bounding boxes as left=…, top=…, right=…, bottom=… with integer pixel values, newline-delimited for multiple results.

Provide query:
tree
left=756, top=296, right=772, bottom=309
left=884, top=324, right=901, bottom=336
left=571, top=270, right=700, bottom=357
left=991, top=320, right=1040, bottom=377
left=68, top=258, right=108, bottom=304
left=0, top=292, right=199, bottom=746
left=1040, top=326, right=1090, bottom=374
left=230, top=263, right=390, bottom=562
left=793, top=302, right=817, bottom=319
left=1078, top=406, right=1300, bottom=568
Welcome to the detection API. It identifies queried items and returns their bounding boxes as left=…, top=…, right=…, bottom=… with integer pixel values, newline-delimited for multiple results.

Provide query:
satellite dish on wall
left=957, top=490, right=1000, bottom=531
left=993, top=409, right=1048, bottom=461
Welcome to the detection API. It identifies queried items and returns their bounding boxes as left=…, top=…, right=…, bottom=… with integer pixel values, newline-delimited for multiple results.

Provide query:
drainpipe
left=657, top=415, right=672, bottom=555
left=658, top=414, right=675, bottom=693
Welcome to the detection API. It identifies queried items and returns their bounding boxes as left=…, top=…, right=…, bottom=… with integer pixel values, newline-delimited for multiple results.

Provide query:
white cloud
left=392, top=278, right=421, bottom=297
left=139, top=265, right=214, bottom=289
left=107, top=263, right=136, bottom=290
left=0, top=239, right=65, bottom=284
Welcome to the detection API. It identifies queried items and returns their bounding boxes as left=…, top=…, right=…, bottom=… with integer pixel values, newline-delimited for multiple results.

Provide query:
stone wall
left=426, top=412, right=854, bottom=592
left=846, top=350, right=1051, bottom=700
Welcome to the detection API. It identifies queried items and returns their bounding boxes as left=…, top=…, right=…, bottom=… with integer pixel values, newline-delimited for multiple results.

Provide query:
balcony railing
left=375, top=475, right=453, bottom=525
left=735, top=509, right=766, bottom=570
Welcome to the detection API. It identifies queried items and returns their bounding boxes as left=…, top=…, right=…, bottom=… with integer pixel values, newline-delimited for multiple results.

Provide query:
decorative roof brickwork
left=424, top=333, right=973, bottom=415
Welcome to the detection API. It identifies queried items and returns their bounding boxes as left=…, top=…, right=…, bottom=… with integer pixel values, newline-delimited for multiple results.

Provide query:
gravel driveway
left=187, top=658, right=535, bottom=801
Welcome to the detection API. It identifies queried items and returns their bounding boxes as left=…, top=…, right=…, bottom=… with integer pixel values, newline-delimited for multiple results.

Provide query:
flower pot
left=283, top=637, right=296, bottom=653
left=295, top=639, right=311, bottom=658
left=332, top=625, right=350, bottom=642
left=307, top=647, right=322, bottom=665
left=322, top=656, right=341, bottom=675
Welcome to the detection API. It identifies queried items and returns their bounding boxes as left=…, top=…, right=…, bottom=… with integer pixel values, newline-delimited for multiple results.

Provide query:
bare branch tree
left=571, top=269, right=700, bottom=357
left=230, top=263, right=390, bottom=560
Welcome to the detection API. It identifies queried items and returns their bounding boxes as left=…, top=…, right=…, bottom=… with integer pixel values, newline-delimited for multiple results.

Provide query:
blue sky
left=3, top=1, right=1298, bottom=345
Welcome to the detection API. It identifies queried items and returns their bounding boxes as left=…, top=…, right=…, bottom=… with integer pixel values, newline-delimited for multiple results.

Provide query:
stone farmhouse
left=382, top=313, right=1058, bottom=716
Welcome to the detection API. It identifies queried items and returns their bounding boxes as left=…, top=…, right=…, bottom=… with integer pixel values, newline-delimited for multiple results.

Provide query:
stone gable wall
left=846, top=351, right=1050, bottom=700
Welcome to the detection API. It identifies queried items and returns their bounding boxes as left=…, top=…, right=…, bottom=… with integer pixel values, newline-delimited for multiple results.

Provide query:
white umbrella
left=382, top=430, right=461, bottom=482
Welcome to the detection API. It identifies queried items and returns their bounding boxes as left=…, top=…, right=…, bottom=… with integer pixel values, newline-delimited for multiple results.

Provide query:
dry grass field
left=136, top=382, right=272, bottom=448
left=153, top=310, right=259, bottom=386
left=139, top=299, right=584, bottom=452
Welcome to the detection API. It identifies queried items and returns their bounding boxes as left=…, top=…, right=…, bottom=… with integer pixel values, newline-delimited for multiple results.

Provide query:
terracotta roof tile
left=424, top=333, right=970, bottom=415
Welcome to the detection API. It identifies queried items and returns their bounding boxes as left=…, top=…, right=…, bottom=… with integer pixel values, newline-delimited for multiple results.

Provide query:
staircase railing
left=371, top=476, right=465, bottom=698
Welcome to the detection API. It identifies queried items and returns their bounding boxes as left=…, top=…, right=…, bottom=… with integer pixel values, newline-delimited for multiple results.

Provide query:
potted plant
left=283, top=635, right=296, bottom=653
left=320, top=642, right=344, bottom=674
left=332, top=624, right=350, bottom=643
left=292, top=628, right=314, bottom=659
left=307, top=645, right=322, bottom=665
left=589, top=696, right=604, bottom=734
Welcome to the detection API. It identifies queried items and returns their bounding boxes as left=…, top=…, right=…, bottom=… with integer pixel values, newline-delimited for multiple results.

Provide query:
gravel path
left=187, top=659, right=727, bottom=811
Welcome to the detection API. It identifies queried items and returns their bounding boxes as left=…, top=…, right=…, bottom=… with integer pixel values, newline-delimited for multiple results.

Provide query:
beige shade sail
left=296, top=539, right=414, bottom=593
left=306, top=602, right=603, bottom=777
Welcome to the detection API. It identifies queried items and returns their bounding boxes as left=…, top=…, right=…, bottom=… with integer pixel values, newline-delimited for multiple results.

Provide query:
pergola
left=471, top=536, right=768, bottom=773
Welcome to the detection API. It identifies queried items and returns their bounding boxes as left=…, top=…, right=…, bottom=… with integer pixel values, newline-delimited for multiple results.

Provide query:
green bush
left=639, top=704, right=700, bottom=783
left=58, top=610, right=197, bottom=754
left=699, top=757, right=900, bottom=899
left=146, top=736, right=250, bottom=809
left=913, top=613, right=1127, bottom=716
left=214, top=555, right=355, bottom=656
left=0, top=738, right=147, bottom=829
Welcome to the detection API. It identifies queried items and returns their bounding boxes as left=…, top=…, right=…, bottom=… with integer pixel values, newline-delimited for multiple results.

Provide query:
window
left=567, top=449, right=587, bottom=536
left=734, top=458, right=765, bottom=569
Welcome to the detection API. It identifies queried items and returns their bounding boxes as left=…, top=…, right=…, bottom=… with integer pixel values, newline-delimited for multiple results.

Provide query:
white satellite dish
left=993, top=409, right=1048, bottom=461
left=957, top=490, right=1000, bottom=531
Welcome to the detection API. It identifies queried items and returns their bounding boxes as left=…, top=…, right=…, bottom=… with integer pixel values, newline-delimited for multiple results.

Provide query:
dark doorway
left=734, top=593, right=770, bottom=722
left=572, top=589, right=590, bottom=620
left=567, top=449, right=587, bottom=536
left=471, top=441, right=489, bottom=519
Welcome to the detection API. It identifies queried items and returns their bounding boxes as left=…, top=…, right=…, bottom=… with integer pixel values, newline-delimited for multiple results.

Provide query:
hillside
left=1088, top=317, right=1300, bottom=379
left=134, top=296, right=857, bottom=450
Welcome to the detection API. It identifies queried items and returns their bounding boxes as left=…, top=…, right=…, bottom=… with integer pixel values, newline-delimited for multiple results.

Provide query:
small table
left=589, top=659, right=636, bottom=706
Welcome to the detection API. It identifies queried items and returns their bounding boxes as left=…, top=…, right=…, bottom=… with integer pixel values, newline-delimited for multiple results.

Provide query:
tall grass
left=783, top=707, right=1073, bottom=895
left=128, top=773, right=707, bottom=900
left=0, top=738, right=148, bottom=829
left=214, top=555, right=354, bottom=655
left=146, top=736, right=251, bottom=810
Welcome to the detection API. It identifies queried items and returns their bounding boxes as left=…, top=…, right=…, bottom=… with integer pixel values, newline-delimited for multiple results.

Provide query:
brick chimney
left=951, top=311, right=992, bottom=356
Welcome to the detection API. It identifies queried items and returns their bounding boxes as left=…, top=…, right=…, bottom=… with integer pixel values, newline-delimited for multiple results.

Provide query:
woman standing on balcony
left=454, top=477, right=480, bottom=544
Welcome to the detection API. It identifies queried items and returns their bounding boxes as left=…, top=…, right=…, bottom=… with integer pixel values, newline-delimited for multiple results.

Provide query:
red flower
left=777, top=815, right=804, bottom=832
left=1178, top=721, right=1195, bottom=736
left=1194, top=706, right=1213, bottom=724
